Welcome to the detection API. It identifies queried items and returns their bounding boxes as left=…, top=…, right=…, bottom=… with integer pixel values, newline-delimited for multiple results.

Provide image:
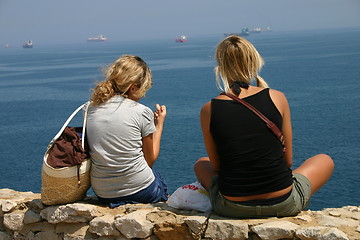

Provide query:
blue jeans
left=97, top=170, right=168, bottom=208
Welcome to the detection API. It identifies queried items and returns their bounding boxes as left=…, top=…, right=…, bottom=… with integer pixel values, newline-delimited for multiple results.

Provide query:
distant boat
left=4, top=44, right=11, bottom=48
left=250, top=27, right=262, bottom=33
left=23, top=40, right=33, bottom=48
left=87, top=35, right=108, bottom=42
left=225, top=27, right=272, bottom=37
left=224, top=28, right=250, bottom=37
left=263, top=26, right=272, bottom=32
left=175, top=35, right=187, bottom=42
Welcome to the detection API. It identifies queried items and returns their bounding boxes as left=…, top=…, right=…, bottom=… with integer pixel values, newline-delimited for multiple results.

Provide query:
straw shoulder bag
left=41, top=103, right=91, bottom=205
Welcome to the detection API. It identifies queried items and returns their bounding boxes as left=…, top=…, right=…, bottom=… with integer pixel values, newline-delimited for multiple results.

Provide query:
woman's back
left=210, top=88, right=293, bottom=197
left=87, top=54, right=168, bottom=207
left=87, top=95, right=156, bottom=198
left=194, top=35, right=333, bottom=218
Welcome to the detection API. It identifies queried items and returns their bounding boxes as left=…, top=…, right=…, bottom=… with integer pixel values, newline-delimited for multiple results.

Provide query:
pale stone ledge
left=0, top=188, right=359, bottom=240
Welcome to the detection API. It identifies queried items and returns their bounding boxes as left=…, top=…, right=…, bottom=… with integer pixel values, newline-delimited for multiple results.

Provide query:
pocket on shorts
left=274, top=193, right=302, bottom=217
left=293, top=174, right=311, bottom=209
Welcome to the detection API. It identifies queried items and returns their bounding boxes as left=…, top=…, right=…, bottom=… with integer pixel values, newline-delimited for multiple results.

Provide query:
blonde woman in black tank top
left=194, top=36, right=334, bottom=218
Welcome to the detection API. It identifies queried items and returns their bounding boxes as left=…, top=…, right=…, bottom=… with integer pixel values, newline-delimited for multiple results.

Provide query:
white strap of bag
left=49, top=102, right=90, bottom=149
left=81, top=102, right=90, bottom=148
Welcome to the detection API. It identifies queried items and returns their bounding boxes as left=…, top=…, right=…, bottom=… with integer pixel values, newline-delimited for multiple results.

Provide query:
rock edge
left=0, top=188, right=359, bottom=240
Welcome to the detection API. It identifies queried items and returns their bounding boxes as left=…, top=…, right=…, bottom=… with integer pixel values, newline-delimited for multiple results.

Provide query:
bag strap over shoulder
left=81, top=102, right=90, bottom=149
left=220, top=92, right=286, bottom=152
left=49, top=102, right=90, bottom=149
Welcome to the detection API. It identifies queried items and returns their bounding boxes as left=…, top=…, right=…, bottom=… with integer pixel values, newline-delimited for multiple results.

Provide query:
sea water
left=0, top=28, right=359, bottom=210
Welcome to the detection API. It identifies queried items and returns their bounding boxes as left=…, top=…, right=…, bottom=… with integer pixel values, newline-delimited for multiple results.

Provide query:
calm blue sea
left=0, top=28, right=359, bottom=210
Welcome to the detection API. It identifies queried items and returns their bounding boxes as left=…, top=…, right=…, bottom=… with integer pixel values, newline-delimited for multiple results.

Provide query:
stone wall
left=0, top=188, right=359, bottom=240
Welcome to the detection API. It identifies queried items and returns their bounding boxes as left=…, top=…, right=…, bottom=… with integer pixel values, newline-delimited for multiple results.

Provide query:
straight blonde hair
left=91, top=55, right=152, bottom=105
left=215, top=35, right=268, bottom=93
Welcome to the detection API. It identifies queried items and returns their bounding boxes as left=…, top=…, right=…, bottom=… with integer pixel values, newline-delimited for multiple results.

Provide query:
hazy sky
left=1, top=0, right=359, bottom=45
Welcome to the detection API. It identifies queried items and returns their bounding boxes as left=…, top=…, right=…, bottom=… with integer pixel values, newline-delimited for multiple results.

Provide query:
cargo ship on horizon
left=23, top=40, right=33, bottom=48
left=224, top=28, right=250, bottom=37
left=87, top=35, right=108, bottom=42
left=224, top=27, right=272, bottom=37
left=175, top=35, right=187, bottom=42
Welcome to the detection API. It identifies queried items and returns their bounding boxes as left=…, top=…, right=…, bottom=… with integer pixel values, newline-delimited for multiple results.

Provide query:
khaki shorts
left=209, top=173, right=311, bottom=218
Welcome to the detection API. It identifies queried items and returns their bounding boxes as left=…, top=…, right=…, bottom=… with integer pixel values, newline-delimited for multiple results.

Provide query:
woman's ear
left=128, top=84, right=141, bottom=101
left=129, top=84, right=138, bottom=93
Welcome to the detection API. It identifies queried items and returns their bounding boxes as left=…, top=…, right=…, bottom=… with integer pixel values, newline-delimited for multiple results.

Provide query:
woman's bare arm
left=142, top=104, right=166, bottom=168
left=200, top=101, right=220, bottom=171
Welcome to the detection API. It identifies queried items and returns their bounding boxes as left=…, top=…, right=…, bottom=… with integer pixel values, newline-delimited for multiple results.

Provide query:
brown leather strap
left=220, top=92, right=286, bottom=152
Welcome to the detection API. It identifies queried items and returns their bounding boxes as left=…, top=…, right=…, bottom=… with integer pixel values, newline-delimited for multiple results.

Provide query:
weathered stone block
left=34, top=231, right=60, bottom=240
left=294, top=214, right=313, bottom=222
left=40, top=203, right=98, bottom=223
left=89, top=214, right=121, bottom=237
left=3, top=212, right=25, bottom=231
left=56, top=222, right=88, bottom=234
left=1, top=200, right=17, bottom=213
left=316, top=214, right=358, bottom=227
left=56, top=222, right=99, bottom=240
left=296, top=226, right=349, bottom=240
left=251, top=221, right=299, bottom=240
left=114, top=209, right=153, bottom=239
left=23, top=209, right=42, bottom=224
left=184, top=215, right=208, bottom=237
left=205, top=219, right=248, bottom=240
left=125, top=204, right=156, bottom=214
left=153, top=222, right=194, bottom=240
left=25, top=199, right=45, bottom=213
left=19, top=222, right=55, bottom=236
left=146, top=210, right=184, bottom=225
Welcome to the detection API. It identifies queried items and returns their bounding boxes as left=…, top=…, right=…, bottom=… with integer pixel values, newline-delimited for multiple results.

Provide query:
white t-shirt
left=86, top=95, right=156, bottom=198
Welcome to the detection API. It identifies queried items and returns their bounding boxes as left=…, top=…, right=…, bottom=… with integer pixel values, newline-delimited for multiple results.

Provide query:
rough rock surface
left=0, top=188, right=359, bottom=240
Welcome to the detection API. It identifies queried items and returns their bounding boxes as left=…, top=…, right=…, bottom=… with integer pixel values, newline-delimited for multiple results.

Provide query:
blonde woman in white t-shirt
left=87, top=55, right=168, bottom=208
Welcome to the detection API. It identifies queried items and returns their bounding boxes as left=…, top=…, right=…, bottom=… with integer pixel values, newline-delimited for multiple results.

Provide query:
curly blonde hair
left=215, top=35, right=268, bottom=93
left=91, top=55, right=152, bottom=105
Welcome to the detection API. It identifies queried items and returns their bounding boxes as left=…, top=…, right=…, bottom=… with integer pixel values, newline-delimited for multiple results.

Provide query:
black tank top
left=210, top=88, right=293, bottom=197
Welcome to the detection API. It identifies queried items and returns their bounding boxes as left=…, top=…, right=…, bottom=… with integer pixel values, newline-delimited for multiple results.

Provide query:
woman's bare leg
left=293, top=154, right=334, bottom=195
left=194, top=157, right=218, bottom=191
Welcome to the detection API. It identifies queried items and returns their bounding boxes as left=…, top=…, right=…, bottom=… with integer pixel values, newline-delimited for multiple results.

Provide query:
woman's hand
left=154, top=104, right=166, bottom=126
left=143, top=104, right=166, bottom=167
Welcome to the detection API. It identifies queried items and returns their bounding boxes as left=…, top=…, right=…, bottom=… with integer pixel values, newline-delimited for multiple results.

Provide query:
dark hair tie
left=135, top=56, right=145, bottom=63
left=231, top=81, right=249, bottom=95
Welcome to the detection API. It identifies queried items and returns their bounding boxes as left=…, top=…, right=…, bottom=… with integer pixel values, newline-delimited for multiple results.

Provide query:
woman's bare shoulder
left=269, top=89, right=289, bottom=116
left=269, top=88, right=287, bottom=101
left=201, top=101, right=212, bottom=114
